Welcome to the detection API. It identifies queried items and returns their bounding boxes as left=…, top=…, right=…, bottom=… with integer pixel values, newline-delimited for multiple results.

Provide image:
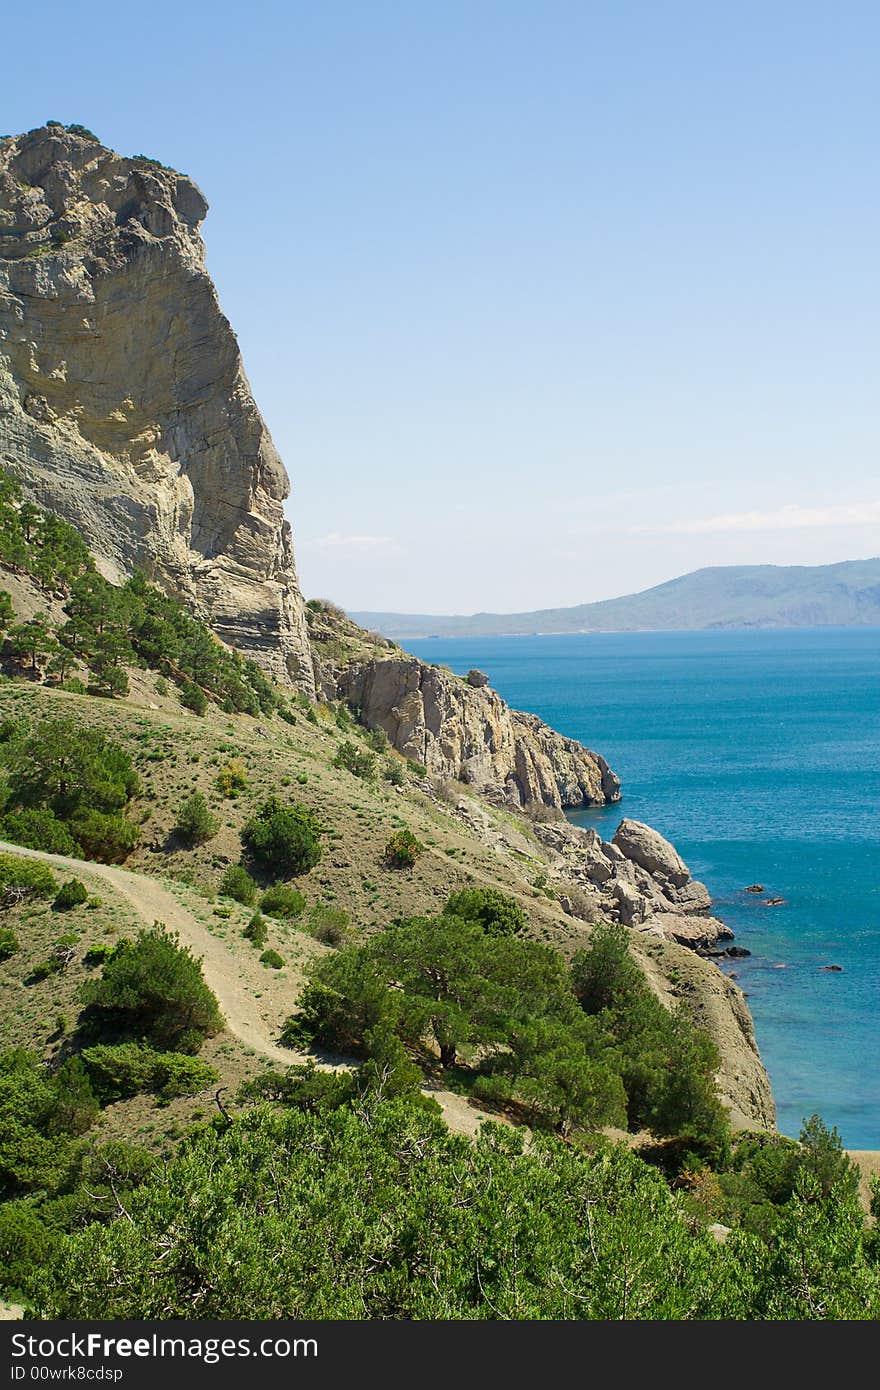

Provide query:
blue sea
left=408, top=629, right=880, bottom=1147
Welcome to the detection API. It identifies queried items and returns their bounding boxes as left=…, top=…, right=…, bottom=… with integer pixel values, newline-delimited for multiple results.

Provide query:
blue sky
left=4, top=2, right=879, bottom=611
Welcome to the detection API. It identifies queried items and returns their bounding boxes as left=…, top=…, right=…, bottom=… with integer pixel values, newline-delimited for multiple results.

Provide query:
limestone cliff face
left=0, top=125, right=314, bottom=691
left=337, top=655, right=621, bottom=810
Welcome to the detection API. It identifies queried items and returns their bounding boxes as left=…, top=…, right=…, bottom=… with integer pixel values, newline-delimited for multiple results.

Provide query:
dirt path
left=0, top=840, right=489, bottom=1136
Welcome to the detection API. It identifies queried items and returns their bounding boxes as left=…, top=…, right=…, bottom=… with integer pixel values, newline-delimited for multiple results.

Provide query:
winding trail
left=0, top=841, right=489, bottom=1137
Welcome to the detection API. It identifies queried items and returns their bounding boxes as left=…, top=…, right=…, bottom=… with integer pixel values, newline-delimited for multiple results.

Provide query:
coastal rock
left=612, top=818, right=690, bottom=886
left=336, top=656, right=621, bottom=810
left=638, top=913, right=733, bottom=951
left=0, top=125, right=315, bottom=691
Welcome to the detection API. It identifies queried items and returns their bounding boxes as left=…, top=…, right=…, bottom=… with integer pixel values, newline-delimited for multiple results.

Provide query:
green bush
left=384, top=759, right=406, bottom=787
left=382, top=829, right=423, bottom=869
left=241, top=798, right=321, bottom=877
left=1, top=808, right=81, bottom=856
left=572, top=923, right=729, bottom=1157
left=173, top=794, right=218, bottom=847
left=83, top=944, right=115, bottom=968
left=67, top=809, right=139, bottom=863
left=219, top=864, right=257, bottom=905
left=289, top=914, right=626, bottom=1136
left=259, top=884, right=306, bottom=920
left=52, top=878, right=89, bottom=911
left=179, top=682, right=208, bottom=716
left=0, top=925, right=19, bottom=960
left=215, top=759, right=248, bottom=797
left=445, top=886, right=528, bottom=936
left=78, top=926, right=223, bottom=1052
left=1, top=717, right=140, bottom=817
left=0, top=853, right=57, bottom=901
left=243, top=914, right=268, bottom=949
left=81, top=1043, right=218, bottom=1103
left=260, top=949, right=284, bottom=970
left=333, top=741, right=377, bottom=780
left=0, top=1050, right=98, bottom=1199
left=307, top=901, right=349, bottom=945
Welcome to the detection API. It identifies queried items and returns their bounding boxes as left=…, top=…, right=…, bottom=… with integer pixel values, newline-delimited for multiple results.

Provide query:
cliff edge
left=0, top=124, right=314, bottom=690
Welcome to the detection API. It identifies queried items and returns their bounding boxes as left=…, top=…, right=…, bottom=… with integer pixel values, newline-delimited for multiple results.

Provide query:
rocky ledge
left=336, top=655, right=621, bottom=811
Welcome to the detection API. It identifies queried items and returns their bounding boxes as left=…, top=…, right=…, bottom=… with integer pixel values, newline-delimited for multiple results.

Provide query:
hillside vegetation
left=0, top=491, right=877, bottom=1319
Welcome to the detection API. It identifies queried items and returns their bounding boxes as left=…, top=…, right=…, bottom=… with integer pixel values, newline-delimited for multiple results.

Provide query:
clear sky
left=4, top=2, right=879, bottom=612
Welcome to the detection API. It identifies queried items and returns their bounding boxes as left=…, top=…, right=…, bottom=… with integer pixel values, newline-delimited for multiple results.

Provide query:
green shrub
left=52, top=878, right=89, bottom=911
left=260, top=949, right=284, bottom=970
left=259, top=884, right=306, bottom=920
left=445, top=886, right=528, bottom=936
left=1, top=808, right=81, bottom=856
left=382, top=829, right=424, bottom=869
left=83, top=944, right=115, bottom=968
left=406, top=759, right=427, bottom=777
left=307, top=901, right=349, bottom=945
left=81, top=1043, right=218, bottom=1103
left=0, top=853, right=57, bottom=901
left=215, top=760, right=248, bottom=797
left=1, top=717, right=140, bottom=816
left=243, top=913, right=268, bottom=949
left=68, top=809, right=139, bottom=863
left=241, top=798, right=321, bottom=877
left=0, top=925, right=19, bottom=960
left=0, top=1050, right=98, bottom=1198
left=290, top=914, right=626, bottom=1135
left=173, top=794, right=218, bottom=846
left=27, top=957, right=65, bottom=983
left=179, top=682, right=208, bottom=716
left=78, top=926, right=223, bottom=1052
left=572, top=923, right=729, bottom=1156
left=333, top=741, right=377, bottom=780
left=219, top=864, right=257, bottom=905
left=367, top=727, right=390, bottom=753
left=384, top=759, right=406, bottom=786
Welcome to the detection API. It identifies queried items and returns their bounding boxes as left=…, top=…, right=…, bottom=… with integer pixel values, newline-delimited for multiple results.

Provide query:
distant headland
left=352, top=558, right=880, bottom=639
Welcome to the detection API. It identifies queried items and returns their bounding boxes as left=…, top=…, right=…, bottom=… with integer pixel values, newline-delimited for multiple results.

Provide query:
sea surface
left=408, top=628, right=880, bottom=1148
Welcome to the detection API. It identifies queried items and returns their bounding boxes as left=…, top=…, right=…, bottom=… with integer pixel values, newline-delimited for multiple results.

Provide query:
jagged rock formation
left=337, top=655, right=620, bottom=810
left=0, top=124, right=314, bottom=691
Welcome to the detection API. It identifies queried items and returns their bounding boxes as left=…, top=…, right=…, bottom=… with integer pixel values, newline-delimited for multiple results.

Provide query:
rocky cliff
left=0, top=124, right=314, bottom=691
left=336, top=656, right=620, bottom=810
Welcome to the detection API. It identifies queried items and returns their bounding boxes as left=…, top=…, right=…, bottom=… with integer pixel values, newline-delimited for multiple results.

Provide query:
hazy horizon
left=5, top=2, right=880, bottom=611
left=348, top=553, right=880, bottom=619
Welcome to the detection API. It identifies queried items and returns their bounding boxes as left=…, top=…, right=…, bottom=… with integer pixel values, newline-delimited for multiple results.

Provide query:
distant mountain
left=351, top=558, right=880, bottom=639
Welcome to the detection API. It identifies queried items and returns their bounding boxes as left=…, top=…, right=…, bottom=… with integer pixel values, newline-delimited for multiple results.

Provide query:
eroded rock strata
left=337, top=655, right=620, bottom=811
left=0, top=125, right=314, bottom=690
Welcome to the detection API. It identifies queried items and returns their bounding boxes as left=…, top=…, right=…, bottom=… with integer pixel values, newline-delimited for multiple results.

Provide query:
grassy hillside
left=0, top=501, right=877, bottom=1319
left=352, top=557, right=880, bottom=638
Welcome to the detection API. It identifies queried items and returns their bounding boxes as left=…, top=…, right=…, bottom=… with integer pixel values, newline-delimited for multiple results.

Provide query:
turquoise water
left=408, top=629, right=880, bottom=1147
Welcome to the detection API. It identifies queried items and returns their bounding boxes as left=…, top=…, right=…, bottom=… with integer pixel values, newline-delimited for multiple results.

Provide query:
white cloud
left=303, top=532, right=405, bottom=556
left=630, top=500, right=880, bottom=536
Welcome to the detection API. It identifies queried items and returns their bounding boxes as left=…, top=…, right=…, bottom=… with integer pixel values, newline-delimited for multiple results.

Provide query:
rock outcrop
left=336, top=655, right=621, bottom=810
left=531, top=816, right=730, bottom=946
left=0, top=124, right=314, bottom=691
